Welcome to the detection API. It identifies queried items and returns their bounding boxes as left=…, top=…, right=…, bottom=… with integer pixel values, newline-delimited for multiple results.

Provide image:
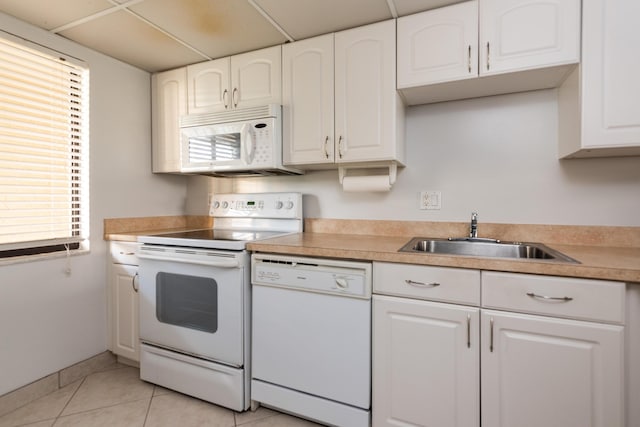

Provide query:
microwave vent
left=180, top=104, right=280, bottom=128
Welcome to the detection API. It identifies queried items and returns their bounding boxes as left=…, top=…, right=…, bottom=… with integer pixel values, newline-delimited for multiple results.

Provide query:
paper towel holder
left=338, top=162, right=397, bottom=186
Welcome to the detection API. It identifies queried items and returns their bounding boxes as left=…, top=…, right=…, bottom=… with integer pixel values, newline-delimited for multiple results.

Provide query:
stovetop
left=138, top=228, right=292, bottom=251
left=137, top=192, right=302, bottom=251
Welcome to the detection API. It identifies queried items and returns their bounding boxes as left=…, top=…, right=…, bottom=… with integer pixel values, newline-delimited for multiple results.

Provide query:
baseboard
left=0, top=351, right=117, bottom=417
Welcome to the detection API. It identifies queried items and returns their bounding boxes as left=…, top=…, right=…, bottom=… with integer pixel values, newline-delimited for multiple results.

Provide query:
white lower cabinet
left=373, top=262, right=481, bottom=427
left=481, top=309, right=624, bottom=427
left=108, top=242, right=140, bottom=362
left=373, top=263, right=626, bottom=427
left=373, top=295, right=479, bottom=427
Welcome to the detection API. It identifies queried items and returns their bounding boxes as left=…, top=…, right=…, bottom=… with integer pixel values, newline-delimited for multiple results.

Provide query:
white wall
left=188, top=89, right=640, bottom=227
left=0, top=13, right=188, bottom=395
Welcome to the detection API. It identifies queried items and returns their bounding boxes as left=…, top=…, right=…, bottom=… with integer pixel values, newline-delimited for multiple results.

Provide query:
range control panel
left=210, top=192, right=302, bottom=219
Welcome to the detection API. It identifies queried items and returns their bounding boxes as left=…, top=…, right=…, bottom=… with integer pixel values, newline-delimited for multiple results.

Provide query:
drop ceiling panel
left=0, top=0, right=113, bottom=30
left=393, top=0, right=467, bottom=16
left=129, top=0, right=287, bottom=60
left=254, top=0, right=394, bottom=40
left=58, top=9, right=205, bottom=72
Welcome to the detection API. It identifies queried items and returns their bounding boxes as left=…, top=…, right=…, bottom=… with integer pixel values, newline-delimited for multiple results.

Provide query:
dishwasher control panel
left=252, top=254, right=372, bottom=299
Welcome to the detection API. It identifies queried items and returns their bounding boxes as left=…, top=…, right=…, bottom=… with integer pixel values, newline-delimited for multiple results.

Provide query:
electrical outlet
left=420, top=191, right=441, bottom=210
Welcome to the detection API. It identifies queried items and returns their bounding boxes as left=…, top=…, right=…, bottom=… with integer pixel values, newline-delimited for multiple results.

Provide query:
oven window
left=156, top=272, right=218, bottom=333
left=188, top=133, right=241, bottom=162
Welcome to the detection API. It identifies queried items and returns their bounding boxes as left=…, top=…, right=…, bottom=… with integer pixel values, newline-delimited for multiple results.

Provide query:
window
left=0, top=32, right=89, bottom=258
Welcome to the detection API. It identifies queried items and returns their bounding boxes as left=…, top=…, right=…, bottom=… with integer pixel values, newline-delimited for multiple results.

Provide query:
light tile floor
left=0, top=365, right=325, bottom=427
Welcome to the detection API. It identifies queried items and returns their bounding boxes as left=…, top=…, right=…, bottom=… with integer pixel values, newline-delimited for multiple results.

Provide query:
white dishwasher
left=251, top=253, right=372, bottom=427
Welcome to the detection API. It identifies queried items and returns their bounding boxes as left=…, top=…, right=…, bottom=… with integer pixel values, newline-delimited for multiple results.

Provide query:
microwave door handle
left=243, top=124, right=256, bottom=164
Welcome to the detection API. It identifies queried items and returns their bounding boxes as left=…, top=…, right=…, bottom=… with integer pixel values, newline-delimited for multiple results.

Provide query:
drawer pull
left=120, top=251, right=135, bottom=256
left=526, top=292, right=573, bottom=302
left=405, top=279, right=440, bottom=288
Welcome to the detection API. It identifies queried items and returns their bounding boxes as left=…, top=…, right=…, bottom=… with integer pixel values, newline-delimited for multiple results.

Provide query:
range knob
left=275, top=201, right=284, bottom=209
left=222, top=201, right=229, bottom=209
left=285, top=201, right=294, bottom=209
left=213, top=201, right=220, bottom=209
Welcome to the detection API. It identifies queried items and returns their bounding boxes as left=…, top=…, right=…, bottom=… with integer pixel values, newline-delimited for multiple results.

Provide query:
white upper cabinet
left=398, top=0, right=580, bottom=105
left=186, top=58, right=229, bottom=114
left=186, top=46, right=281, bottom=114
left=334, top=19, right=404, bottom=164
left=479, top=0, right=580, bottom=76
left=231, top=46, right=282, bottom=109
left=282, top=34, right=335, bottom=165
left=559, top=0, right=640, bottom=158
left=151, top=67, right=186, bottom=173
left=398, top=0, right=478, bottom=87
left=283, top=20, right=404, bottom=168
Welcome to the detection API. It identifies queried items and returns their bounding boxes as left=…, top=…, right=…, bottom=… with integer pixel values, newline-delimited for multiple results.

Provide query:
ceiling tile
left=58, top=9, right=206, bottom=72
left=129, top=0, right=287, bottom=60
left=392, top=0, right=467, bottom=17
left=254, top=0, right=393, bottom=41
left=0, top=0, right=112, bottom=30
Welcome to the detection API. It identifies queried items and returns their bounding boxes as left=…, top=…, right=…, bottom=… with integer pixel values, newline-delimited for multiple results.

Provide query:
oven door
left=138, top=245, right=248, bottom=367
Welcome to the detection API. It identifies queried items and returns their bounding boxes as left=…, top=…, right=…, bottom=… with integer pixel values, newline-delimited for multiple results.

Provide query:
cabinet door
left=186, top=58, right=230, bottom=113
left=481, top=310, right=624, bottom=427
left=111, top=263, right=140, bottom=362
left=397, top=0, right=478, bottom=87
left=581, top=0, right=640, bottom=150
left=335, top=20, right=398, bottom=163
left=373, top=295, right=479, bottom=427
left=151, top=68, right=186, bottom=173
left=231, top=46, right=281, bottom=109
left=282, top=34, right=335, bottom=165
left=479, top=0, right=580, bottom=75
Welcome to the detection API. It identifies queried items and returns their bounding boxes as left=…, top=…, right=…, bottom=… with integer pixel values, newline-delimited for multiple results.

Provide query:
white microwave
left=180, top=105, right=302, bottom=177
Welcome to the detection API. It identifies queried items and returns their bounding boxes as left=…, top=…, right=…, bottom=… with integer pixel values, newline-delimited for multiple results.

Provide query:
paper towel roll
left=342, top=175, right=391, bottom=192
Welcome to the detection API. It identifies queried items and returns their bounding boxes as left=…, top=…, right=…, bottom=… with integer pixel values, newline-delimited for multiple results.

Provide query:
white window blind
left=0, top=32, right=89, bottom=255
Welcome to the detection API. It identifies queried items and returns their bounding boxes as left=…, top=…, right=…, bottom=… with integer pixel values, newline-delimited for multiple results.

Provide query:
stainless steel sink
left=399, top=237, right=579, bottom=263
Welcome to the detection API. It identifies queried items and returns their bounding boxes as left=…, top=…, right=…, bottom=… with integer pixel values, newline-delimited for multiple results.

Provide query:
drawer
left=482, top=272, right=625, bottom=324
left=109, top=241, right=140, bottom=265
left=373, top=262, right=480, bottom=305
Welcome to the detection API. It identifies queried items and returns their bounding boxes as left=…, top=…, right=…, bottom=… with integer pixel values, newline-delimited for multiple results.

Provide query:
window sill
left=0, top=248, right=90, bottom=267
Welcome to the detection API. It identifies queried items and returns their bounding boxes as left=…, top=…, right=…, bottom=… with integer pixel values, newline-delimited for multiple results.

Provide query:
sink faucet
left=470, top=212, right=478, bottom=238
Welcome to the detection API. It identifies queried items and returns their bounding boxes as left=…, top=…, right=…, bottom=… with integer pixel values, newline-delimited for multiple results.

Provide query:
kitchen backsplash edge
left=104, top=216, right=639, bottom=248
left=303, top=218, right=640, bottom=248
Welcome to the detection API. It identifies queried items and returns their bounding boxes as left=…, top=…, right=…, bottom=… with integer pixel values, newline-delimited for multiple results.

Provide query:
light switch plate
left=420, top=191, right=441, bottom=210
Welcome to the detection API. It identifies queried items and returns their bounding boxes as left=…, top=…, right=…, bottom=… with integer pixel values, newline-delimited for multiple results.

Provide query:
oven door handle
left=138, top=253, right=240, bottom=268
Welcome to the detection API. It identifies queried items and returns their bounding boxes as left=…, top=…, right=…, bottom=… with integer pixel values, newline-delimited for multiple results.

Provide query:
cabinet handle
left=486, top=42, right=490, bottom=71
left=119, top=251, right=135, bottom=256
left=132, top=272, right=139, bottom=293
left=468, top=45, right=471, bottom=73
left=338, top=136, right=343, bottom=159
left=489, top=317, right=494, bottom=352
left=404, top=279, right=440, bottom=288
left=232, top=87, right=239, bottom=108
left=526, top=292, right=573, bottom=302
left=223, top=89, right=229, bottom=109
left=466, top=314, right=471, bottom=348
left=324, top=136, right=330, bottom=159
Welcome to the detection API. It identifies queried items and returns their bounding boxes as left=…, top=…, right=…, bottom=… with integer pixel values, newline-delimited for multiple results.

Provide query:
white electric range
left=136, top=192, right=302, bottom=412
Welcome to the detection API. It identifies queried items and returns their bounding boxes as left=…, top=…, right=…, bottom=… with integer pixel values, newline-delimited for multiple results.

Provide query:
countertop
left=246, top=232, right=640, bottom=283
left=104, top=216, right=640, bottom=283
